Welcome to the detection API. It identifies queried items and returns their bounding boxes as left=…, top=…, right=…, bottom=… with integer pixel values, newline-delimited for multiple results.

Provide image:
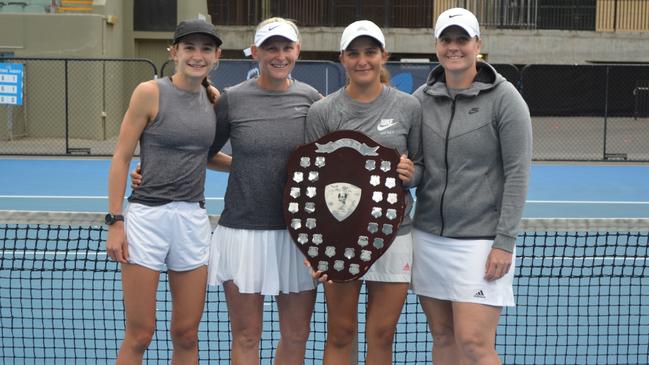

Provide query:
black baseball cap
left=173, top=19, right=222, bottom=47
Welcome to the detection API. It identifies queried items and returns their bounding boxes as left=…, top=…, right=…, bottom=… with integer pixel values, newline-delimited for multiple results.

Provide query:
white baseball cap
left=434, top=8, right=480, bottom=39
left=254, top=21, right=299, bottom=47
left=339, top=20, right=385, bottom=51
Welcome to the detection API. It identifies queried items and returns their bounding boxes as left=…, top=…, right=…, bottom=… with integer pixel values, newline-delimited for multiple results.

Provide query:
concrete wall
left=470, top=29, right=649, bottom=64
left=133, top=25, right=649, bottom=66
left=214, top=26, right=649, bottom=64
left=1, top=2, right=648, bottom=64
left=0, top=0, right=127, bottom=58
left=0, top=13, right=107, bottom=57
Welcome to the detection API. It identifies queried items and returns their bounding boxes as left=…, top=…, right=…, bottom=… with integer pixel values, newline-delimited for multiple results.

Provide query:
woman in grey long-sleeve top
left=411, top=8, right=532, bottom=365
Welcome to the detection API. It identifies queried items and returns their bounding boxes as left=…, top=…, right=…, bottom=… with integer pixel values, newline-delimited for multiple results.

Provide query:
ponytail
left=202, top=77, right=218, bottom=104
left=379, top=67, right=391, bottom=85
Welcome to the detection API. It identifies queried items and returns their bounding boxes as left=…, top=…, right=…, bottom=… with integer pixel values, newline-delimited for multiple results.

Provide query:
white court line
left=0, top=195, right=224, bottom=201
left=2, top=251, right=645, bottom=261
left=1, top=195, right=647, bottom=204
left=527, top=200, right=649, bottom=205
left=520, top=257, right=647, bottom=261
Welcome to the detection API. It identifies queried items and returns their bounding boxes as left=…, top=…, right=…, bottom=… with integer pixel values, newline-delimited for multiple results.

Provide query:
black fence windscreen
left=521, top=64, right=649, bottom=160
left=522, top=64, right=606, bottom=117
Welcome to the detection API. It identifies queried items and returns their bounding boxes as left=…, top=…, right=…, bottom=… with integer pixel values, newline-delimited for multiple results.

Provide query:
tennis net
left=1, top=211, right=648, bottom=364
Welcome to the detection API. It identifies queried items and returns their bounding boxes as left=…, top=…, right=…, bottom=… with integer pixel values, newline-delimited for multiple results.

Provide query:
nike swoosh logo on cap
left=449, top=14, right=462, bottom=18
left=267, top=24, right=280, bottom=31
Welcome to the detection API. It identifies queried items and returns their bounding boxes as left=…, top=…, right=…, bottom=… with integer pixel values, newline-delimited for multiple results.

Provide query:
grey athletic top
left=412, top=62, right=532, bottom=252
left=128, top=76, right=216, bottom=206
left=209, top=78, right=321, bottom=229
left=305, top=85, right=423, bottom=235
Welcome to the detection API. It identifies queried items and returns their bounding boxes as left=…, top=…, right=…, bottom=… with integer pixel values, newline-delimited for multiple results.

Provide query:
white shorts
left=125, top=202, right=211, bottom=272
left=207, top=225, right=316, bottom=295
left=362, top=233, right=412, bottom=283
left=411, top=229, right=515, bottom=307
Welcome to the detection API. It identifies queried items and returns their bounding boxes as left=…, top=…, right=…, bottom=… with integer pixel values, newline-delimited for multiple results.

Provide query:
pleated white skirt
left=207, top=225, right=316, bottom=295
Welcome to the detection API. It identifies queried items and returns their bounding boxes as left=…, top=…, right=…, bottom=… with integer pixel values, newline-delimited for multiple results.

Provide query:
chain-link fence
left=382, top=62, right=649, bottom=161
left=522, top=64, right=649, bottom=161
left=2, top=58, right=648, bottom=161
left=0, top=58, right=157, bottom=156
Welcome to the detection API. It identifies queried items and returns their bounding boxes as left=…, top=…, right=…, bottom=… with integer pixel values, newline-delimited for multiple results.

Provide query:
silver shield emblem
left=315, top=156, right=326, bottom=167
left=333, top=260, right=344, bottom=271
left=297, top=233, right=308, bottom=244
left=312, top=234, right=323, bottom=245
left=300, top=157, right=311, bottom=168
left=325, top=182, right=362, bottom=222
left=370, top=175, right=380, bottom=186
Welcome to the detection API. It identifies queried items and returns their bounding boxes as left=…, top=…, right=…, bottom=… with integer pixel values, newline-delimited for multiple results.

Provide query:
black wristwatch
left=104, top=213, right=124, bottom=225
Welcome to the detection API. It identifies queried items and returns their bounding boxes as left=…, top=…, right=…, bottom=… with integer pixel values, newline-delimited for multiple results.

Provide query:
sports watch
left=104, top=213, right=124, bottom=225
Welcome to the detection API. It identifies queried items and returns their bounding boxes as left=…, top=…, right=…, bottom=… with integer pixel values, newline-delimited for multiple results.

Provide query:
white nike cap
left=254, top=21, right=299, bottom=47
left=434, top=8, right=480, bottom=39
left=339, top=20, right=385, bottom=51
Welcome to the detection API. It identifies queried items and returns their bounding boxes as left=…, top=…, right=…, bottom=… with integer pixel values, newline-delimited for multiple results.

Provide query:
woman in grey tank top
left=306, top=20, right=423, bottom=365
left=129, top=17, right=321, bottom=365
left=106, top=19, right=230, bottom=364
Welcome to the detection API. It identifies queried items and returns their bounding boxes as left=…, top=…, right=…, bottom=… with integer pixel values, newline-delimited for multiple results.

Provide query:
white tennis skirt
left=411, top=229, right=515, bottom=307
left=362, top=233, right=412, bottom=283
left=207, top=225, right=316, bottom=295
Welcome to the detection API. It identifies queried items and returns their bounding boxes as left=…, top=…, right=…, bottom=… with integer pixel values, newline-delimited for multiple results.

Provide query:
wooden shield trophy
left=283, top=130, right=406, bottom=282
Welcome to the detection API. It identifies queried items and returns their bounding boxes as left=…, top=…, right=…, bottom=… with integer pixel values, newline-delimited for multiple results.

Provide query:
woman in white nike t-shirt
left=305, top=20, right=423, bottom=365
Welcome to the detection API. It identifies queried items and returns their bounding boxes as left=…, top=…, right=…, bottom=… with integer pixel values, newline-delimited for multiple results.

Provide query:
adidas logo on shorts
left=473, top=290, right=486, bottom=299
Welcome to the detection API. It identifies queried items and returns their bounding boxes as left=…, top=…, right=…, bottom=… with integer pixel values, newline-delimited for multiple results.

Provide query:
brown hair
left=342, top=42, right=391, bottom=86
left=380, top=67, right=391, bottom=85
left=202, top=77, right=218, bottom=104
left=170, top=41, right=220, bottom=105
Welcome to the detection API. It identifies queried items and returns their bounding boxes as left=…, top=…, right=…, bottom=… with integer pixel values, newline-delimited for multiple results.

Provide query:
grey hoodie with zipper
left=412, top=62, right=532, bottom=253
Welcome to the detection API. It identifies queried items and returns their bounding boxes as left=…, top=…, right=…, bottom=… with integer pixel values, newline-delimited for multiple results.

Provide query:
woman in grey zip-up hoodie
left=411, top=8, right=532, bottom=365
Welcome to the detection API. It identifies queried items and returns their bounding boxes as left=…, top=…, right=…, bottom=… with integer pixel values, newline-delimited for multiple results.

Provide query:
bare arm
left=106, top=81, right=157, bottom=263
left=207, top=151, right=232, bottom=172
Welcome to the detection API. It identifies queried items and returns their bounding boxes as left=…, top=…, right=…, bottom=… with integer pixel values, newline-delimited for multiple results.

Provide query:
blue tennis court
left=1, top=159, right=648, bottom=216
left=1, top=159, right=648, bottom=364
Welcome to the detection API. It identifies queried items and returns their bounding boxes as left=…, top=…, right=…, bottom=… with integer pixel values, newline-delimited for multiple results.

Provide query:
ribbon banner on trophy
left=283, top=130, right=406, bottom=282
